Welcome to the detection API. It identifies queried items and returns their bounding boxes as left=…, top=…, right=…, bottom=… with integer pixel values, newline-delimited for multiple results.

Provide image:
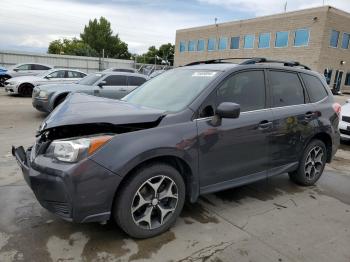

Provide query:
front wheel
left=114, top=163, right=185, bottom=238
left=289, top=139, right=327, bottom=186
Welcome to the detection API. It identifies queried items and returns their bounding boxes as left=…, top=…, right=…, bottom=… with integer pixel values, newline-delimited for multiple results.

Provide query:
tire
left=114, top=163, right=185, bottom=238
left=289, top=139, right=327, bottom=186
left=18, top=84, right=34, bottom=97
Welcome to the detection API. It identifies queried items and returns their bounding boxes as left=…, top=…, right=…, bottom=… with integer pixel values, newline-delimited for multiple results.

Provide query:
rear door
left=66, top=70, right=85, bottom=83
left=42, top=70, right=67, bottom=85
left=197, top=70, right=274, bottom=192
left=268, top=70, right=316, bottom=174
left=99, top=75, right=128, bottom=99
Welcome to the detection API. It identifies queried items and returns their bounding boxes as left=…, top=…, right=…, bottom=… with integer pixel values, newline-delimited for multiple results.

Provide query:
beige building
left=174, top=6, right=350, bottom=93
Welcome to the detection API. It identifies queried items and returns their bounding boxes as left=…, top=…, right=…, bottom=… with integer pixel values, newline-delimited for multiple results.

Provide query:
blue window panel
left=218, top=37, right=228, bottom=50
left=188, top=40, right=196, bottom=51
left=342, top=33, right=350, bottom=49
left=230, top=36, right=240, bottom=49
left=275, top=31, right=289, bottom=47
left=258, top=33, right=270, bottom=48
left=330, top=30, right=339, bottom=47
left=208, top=38, right=216, bottom=51
left=244, top=34, right=255, bottom=49
left=197, top=39, right=205, bottom=51
left=179, top=41, right=186, bottom=52
left=294, top=28, right=310, bottom=46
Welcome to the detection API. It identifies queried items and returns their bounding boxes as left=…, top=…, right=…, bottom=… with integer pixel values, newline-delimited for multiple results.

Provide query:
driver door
left=98, top=75, right=128, bottom=99
left=196, top=70, right=273, bottom=192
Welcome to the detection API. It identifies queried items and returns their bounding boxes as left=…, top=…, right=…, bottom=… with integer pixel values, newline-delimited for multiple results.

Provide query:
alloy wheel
left=131, top=175, right=178, bottom=230
left=305, top=146, right=324, bottom=181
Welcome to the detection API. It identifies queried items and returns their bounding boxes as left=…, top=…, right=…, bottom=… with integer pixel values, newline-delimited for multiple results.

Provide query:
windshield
left=78, top=73, right=104, bottom=85
left=122, top=69, right=219, bottom=112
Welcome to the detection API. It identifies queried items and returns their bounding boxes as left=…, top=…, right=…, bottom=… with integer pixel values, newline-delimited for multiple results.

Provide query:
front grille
left=340, top=129, right=350, bottom=136
left=342, top=116, right=350, bottom=123
left=44, top=201, right=71, bottom=218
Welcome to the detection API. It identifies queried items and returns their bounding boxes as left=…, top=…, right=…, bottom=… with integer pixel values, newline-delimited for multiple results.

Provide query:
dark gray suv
left=13, top=58, right=340, bottom=238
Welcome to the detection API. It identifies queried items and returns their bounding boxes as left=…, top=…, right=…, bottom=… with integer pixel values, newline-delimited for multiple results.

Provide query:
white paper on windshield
left=192, top=72, right=217, bottom=77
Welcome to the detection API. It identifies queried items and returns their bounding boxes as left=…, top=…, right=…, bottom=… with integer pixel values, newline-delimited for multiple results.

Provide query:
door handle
left=258, top=120, right=272, bottom=130
left=304, top=111, right=314, bottom=119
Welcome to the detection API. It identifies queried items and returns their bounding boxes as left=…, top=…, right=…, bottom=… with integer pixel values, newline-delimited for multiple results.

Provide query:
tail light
left=332, top=103, right=341, bottom=117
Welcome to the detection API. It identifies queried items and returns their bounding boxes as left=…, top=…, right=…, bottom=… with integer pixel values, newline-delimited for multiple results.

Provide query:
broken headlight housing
left=46, top=135, right=112, bottom=163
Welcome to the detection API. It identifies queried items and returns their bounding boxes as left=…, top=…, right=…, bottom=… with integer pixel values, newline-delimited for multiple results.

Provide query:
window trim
left=330, top=29, right=340, bottom=48
left=258, top=32, right=271, bottom=49
left=274, top=31, right=289, bottom=48
left=230, top=36, right=240, bottom=49
left=293, top=28, right=310, bottom=47
left=243, top=34, right=255, bottom=49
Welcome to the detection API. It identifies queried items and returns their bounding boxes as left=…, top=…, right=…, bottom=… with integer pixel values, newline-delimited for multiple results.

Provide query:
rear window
left=128, top=76, right=146, bottom=86
left=301, top=74, right=328, bottom=103
left=270, top=71, right=305, bottom=107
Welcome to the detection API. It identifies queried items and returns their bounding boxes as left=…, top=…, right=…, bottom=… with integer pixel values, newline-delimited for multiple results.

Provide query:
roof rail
left=185, top=57, right=252, bottom=66
left=240, top=57, right=311, bottom=70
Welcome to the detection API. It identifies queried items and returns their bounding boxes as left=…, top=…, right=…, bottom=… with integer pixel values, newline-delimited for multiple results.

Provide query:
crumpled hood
left=41, top=93, right=166, bottom=131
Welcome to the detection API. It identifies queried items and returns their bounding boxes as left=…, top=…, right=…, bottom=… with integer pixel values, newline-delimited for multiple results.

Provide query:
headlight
left=38, top=91, right=48, bottom=99
left=46, top=135, right=113, bottom=163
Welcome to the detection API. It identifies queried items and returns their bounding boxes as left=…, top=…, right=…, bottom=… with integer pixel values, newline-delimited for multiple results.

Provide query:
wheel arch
left=53, top=92, right=70, bottom=108
left=308, top=132, right=332, bottom=163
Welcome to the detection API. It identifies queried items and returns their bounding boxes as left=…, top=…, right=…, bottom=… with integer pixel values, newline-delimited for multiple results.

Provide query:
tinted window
left=104, top=75, right=127, bottom=86
left=218, top=37, right=227, bottom=50
left=179, top=41, right=186, bottom=52
left=48, top=70, right=66, bottom=78
left=32, top=64, right=50, bottom=70
left=301, top=74, right=328, bottom=102
left=230, top=36, right=240, bottom=49
left=244, top=34, right=255, bottom=49
left=294, top=28, right=310, bottom=46
left=270, top=71, right=304, bottom=107
left=342, top=33, right=350, bottom=49
left=258, top=33, right=270, bottom=48
left=197, top=39, right=205, bottom=51
left=67, top=71, right=85, bottom=78
left=128, top=76, right=146, bottom=86
left=79, top=73, right=103, bottom=85
left=330, top=30, right=339, bottom=47
left=188, top=40, right=196, bottom=51
left=275, top=31, right=289, bottom=47
left=16, top=64, right=31, bottom=70
left=217, top=71, right=265, bottom=112
left=208, top=38, right=216, bottom=51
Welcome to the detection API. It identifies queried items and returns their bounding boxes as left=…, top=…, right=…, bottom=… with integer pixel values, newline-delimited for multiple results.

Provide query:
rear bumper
left=12, top=146, right=122, bottom=223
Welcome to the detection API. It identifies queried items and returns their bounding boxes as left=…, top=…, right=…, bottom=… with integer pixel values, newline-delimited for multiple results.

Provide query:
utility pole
left=284, top=1, right=287, bottom=12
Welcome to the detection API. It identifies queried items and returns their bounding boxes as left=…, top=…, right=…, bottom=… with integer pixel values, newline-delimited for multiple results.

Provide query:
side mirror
left=45, top=75, right=53, bottom=79
left=13, top=68, right=19, bottom=72
left=216, top=102, right=240, bottom=119
left=98, top=81, right=106, bottom=88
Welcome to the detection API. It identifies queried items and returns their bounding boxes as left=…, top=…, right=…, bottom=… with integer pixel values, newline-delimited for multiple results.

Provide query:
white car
left=4, top=68, right=87, bottom=96
left=340, top=99, right=350, bottom=140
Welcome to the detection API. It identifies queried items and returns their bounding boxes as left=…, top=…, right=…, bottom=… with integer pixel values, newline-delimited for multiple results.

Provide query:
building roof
left=176, top=5, right=350, bottom=33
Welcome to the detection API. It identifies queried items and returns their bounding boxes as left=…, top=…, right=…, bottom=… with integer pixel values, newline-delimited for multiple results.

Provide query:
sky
left=0, top=0, right=350, bottom=55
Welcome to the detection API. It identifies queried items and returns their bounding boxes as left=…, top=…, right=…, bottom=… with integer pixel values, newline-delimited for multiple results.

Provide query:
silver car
left=340, top=99, right=350, bottom=140
left=5, top=68, right=87, bottom=96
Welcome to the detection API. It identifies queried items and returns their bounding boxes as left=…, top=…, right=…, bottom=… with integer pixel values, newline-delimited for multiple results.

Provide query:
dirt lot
left=0, top=90, right=350, bottom=262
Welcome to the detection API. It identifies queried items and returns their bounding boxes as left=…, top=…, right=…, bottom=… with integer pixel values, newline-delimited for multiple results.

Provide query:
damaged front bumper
left=12, top=145, right=122, bottom=223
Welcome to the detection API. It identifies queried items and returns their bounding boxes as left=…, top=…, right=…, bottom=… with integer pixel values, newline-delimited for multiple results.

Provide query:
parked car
left=0, top=66, right=8, bottom=87
left=103, top=68, right=138, bottom=73
left=4, top=68, right=86, bottom=96
left=13, top=58, right=340, bottom=238
left=339, top=99, right=350, bottom=140
left=32, top=72, right=149, bottom=113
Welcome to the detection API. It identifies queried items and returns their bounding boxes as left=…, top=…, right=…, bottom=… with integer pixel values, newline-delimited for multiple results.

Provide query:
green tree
left=136, top=43, right=175, bottom=65
left=80, top=17, right=130, bottom=59
left=48, top=38, right=98, bottom=57
left=158, top=43, right=174, bottom=65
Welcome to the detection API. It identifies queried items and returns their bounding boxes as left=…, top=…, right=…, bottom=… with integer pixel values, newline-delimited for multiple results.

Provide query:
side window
left=128, top=76, right=146, bottom=86
left=48, top=70, right=66, bottom=78
left=67, top=71, right=84, bottom=78
left=104, top=75, right=127, bottom=86
left=16, top=64, right=31, bottom=71
left=217, top=71, right=266, bottom=112
left=32, top=64, right=50, bottom=70
left=79, top=72, right=86, bottom=78
left=269, top=71, right=305, bottom=107
left=301, top=74, right=328, bottom=102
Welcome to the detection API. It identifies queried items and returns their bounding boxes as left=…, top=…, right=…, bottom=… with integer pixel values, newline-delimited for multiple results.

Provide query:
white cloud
left=0, top=0, right=208, bottom=54
left=198, top=0, right=350, bottom=16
